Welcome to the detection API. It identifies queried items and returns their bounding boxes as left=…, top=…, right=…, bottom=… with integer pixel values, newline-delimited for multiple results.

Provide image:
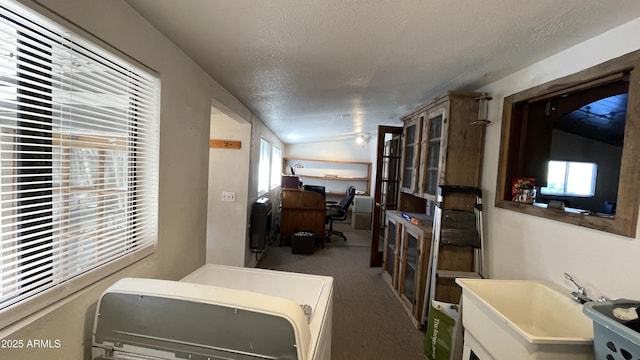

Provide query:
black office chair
left=325, top=185, right=356, bottom=241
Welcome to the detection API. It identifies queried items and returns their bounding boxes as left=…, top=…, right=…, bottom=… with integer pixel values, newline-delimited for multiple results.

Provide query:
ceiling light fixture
left=355, top=134, right=372, bottom=145
left=472, top=93, right=493, bottom=126
left=579, top=105, right=615, bottom=126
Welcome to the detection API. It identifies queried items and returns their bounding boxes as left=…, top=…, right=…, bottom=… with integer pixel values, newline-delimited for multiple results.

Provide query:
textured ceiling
left=126, top=0, right=640, bottom=144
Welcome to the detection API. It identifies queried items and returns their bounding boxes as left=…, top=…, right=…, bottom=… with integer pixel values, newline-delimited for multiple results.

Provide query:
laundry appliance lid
left=92, top=278, right=310, bottom=360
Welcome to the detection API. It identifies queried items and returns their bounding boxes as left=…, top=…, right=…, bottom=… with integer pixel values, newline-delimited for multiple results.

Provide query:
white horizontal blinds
left=0, top=1, right=159, bottom=311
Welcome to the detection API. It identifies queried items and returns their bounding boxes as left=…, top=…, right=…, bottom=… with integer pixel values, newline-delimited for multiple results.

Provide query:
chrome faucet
left=564, top=273, right=593, bottom=304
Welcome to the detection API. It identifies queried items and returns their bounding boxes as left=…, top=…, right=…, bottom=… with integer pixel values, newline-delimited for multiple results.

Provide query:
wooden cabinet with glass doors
left=382, top=210, right=432, bottom=329
left=383, top=91, right=486, bottom=328
left=400, top=91, right=485, bottom=204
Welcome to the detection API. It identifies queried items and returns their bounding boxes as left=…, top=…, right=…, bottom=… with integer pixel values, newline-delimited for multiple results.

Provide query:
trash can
left=291, top=230, right=315, bottom=254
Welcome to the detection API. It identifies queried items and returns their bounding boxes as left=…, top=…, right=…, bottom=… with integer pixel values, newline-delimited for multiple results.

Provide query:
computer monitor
left=302, top=184, right=326, bottom=199
left=282, top=175, right=300, bottom=189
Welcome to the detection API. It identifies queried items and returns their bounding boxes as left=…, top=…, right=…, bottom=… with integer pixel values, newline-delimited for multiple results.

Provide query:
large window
left=0, top=0, right=160, bottom=327
left=258, top=138, right=270, bottom=194
left=270, top=145, right=281, bottom=189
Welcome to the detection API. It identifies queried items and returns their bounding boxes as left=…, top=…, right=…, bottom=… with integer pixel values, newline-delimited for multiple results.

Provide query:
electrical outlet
left=221, top=191, right=236, bottom=202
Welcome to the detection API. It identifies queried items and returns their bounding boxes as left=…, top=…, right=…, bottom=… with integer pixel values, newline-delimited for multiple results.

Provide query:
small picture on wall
left=512, top=177, right=535, bottom=203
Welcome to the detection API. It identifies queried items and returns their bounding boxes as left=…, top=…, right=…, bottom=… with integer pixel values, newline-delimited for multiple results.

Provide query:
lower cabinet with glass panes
left=382, top=210, right=432, bottom=329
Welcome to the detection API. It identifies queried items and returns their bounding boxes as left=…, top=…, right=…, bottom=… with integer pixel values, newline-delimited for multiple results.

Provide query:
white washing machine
left=92, top=264, right=333, bottom=360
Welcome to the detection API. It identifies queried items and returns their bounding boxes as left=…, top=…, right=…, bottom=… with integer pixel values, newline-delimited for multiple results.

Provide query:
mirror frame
left=495, top=50, right=640, bottom=237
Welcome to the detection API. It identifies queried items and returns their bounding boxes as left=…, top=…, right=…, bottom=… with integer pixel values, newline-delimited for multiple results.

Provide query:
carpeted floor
left=258, top=221, right=426, bottom=360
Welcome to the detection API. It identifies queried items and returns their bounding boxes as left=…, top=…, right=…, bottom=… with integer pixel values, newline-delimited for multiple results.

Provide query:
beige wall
left=0, top=0, right=264, bottom=358
left=479, top=18, right=640, bottom=300
left=207, top=110, right=252, bottom=266
left=206, top=108, right=284, bottom=268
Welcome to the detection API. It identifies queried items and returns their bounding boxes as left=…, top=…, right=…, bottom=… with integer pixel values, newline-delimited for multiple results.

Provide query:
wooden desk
left=280, top=189, right=326, bottom=245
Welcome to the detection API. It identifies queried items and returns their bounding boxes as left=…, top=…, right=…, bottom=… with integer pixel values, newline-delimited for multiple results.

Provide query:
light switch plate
left=221, top=191, right=236, bottom=202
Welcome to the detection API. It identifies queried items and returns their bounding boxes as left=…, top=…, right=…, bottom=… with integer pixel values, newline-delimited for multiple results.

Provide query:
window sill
left=495, top=200, right=629, bottom=236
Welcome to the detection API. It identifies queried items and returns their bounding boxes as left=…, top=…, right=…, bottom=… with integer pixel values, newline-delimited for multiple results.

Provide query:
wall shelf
left=283, top=157, right=372, bottom=196
left=301, top=175, right=369, bottom=181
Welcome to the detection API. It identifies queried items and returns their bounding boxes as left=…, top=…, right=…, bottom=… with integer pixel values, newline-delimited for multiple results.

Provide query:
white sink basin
left=456, top=278, right=594, bottom=360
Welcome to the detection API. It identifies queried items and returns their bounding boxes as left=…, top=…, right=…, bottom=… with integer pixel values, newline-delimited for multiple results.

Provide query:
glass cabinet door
left=383, top=218, right=398, bottom=286
left=401, top=123, right=416, bottom=190
left=401, top=115, right=422, bottom=192
left=424, top=111, right=444, bottom=196
left=400, top=228, right=420, bottom=305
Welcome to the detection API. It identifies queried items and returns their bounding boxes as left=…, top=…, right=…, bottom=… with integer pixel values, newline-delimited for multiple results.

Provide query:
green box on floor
left=425, top=301, right=459, bottom=360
